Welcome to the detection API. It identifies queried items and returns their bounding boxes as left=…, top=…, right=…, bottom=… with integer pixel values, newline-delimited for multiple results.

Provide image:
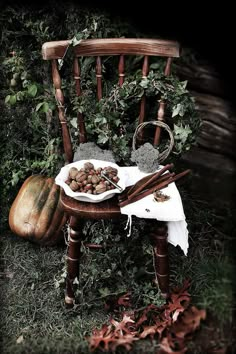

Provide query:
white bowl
left=55, top=159, right=127, bottom=203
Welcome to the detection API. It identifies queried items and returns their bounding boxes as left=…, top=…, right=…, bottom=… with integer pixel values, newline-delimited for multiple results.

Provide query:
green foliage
left=68, top=67, right=200, bottom=163
left=0, top=2, right=200, bottom=226
left=0, top=3, right=139, bottom=225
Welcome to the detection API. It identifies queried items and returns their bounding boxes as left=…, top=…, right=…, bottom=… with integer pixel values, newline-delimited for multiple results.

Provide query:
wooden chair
left=42, top=38, right=180, bottom=306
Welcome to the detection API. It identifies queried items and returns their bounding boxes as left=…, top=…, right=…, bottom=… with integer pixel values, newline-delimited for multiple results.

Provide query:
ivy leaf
left=5, top=95, right=11, bottom=104
left=139, top=77, right=149, bottom=89
left=150, top=62, right=161, bottom=70
left=71, top=37, right=82, bottom=47
left=36, top=102, right=49, bottom=112
left=20, top=71, right=28, bottom=80
left=70, top=117, right=78, bottom=128
left=174, top=124, right=192, bottom=144
left=28, top=84, right=37, bottom=97
left=97, top=135, right=109, bottom=144
left=94, top=116, right=107, bottom=124
left=172, top=103, right=182, bottom=117
left=181, top=80, right=188, bottom=90
left=114, top=119, right=121, bottom=127
left=9, top=95, right=17, bottom=105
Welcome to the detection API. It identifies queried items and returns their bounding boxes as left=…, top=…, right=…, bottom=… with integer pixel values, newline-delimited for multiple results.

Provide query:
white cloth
left=120, top=166, right=189, bottom=255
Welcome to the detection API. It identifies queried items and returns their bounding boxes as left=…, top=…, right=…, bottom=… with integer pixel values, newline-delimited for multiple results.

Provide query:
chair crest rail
left=42, top=38, right=180, bottom=60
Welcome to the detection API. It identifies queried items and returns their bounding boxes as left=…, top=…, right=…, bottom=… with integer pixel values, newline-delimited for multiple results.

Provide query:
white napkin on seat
left=120, top=166, right=189, bottom=255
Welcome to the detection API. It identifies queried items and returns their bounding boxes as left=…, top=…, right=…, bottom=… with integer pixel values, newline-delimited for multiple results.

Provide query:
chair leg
left=149, top=221, right=169, bottom=298
left=65, top=216, right=83, bottom=307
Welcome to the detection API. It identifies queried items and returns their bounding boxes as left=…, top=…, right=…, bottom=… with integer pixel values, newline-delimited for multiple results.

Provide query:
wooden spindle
left=164, top=57, right=172, bottom=76
left=154, top=57, right=172, bottom=146
left=138, top=56, right=149, bottom=142
left=118, top=55, right=125, bottom=86
left=139, top=56, right=149, bottom=125
left=51, top=59, right=73, bottom=163
left=96, top=56, right=102, bottom=100
left=149, top=221, right=169, bottom=298
left=154, top=101, right=165, bottom=146
left=73, top=57, right=87, bottom=143
left=65, top=217, right=84, bottom=307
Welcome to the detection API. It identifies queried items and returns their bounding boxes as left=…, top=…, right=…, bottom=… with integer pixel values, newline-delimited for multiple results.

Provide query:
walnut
left=84, top=162, right=94, bottom=170
left=91, top=175, right=100, bottom=184
left=75, top=171, right=87, bottom=182
left=69, top=167, right=79, bottom=179
left=95, top=183, right=107, bottom=194
left=70, top=180, right=79, bottom=191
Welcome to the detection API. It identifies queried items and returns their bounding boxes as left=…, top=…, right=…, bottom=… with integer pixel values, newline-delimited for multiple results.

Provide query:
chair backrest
left=42, top=38, right=180, bottom=164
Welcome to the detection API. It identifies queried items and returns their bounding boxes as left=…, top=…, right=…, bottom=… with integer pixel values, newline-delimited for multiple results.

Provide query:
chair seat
left=60, top=189, right=122, bottom=219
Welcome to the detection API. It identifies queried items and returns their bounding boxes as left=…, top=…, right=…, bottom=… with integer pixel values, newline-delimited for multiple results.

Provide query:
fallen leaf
left=109, top=334, right=139, bottom=352
left=159, top=336, right=187, bottom=353
left=180, top=306, right=206, bottom=332
left=16, top=335, right=24, bottom=344
left=117, top=292, right=132, bottom=307
left=135, top=304, right=160, bottom=328
left=110, top=314, right=136, bottom=336
left=139, top=325, right=159, bottom=339
left=171, top=306, right=206, bottom=339
left=105, top=292, right=132, bottom=311
left=88, top=324, right=114, bottom=352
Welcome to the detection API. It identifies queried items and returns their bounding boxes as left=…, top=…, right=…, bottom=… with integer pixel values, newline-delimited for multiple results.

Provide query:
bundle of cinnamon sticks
left=118, top=163, right=191, bottom=208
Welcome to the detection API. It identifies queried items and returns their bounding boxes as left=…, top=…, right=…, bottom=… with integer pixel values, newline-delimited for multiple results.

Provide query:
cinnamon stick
left=118, top=172, right=174, bottom=203
left=118, top=169, right=191, bottom=208
left=127, top=163, right=174, bottom=199
left=119, top=177, right=173, bottom=207
left=128, top=172, right=175, bottom=200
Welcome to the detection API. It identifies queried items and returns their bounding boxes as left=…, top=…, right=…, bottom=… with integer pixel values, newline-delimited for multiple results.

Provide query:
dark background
left=3, top=0, right=235, bottom=100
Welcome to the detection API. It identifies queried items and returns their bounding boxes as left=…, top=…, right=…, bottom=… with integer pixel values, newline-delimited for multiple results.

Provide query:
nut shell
left=69, top=167, right=79, bottom=179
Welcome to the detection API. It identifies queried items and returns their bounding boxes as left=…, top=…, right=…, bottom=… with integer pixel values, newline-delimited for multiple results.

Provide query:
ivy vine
left=69, top=65, right=201, bottom=163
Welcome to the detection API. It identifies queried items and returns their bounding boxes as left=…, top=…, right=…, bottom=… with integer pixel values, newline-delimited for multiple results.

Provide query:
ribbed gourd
left=9, top=175, right=67, bottom=246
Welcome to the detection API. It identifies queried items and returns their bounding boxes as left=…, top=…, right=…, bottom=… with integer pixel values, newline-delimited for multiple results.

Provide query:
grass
left=0, top=189, right=235, bottom=354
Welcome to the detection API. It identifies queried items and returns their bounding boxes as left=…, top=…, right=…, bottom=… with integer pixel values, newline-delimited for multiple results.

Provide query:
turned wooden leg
left=65, top=216, right=83, bottom=307
left=149, top=221, right=169, bottom=298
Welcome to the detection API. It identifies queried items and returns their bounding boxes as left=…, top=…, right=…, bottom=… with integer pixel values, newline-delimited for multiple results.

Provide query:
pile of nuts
left=65, top=162, right=120, bottom=194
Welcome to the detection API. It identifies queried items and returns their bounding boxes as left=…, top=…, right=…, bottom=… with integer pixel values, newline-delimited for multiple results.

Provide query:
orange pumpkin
left=9, top=175, right=68, bottom=246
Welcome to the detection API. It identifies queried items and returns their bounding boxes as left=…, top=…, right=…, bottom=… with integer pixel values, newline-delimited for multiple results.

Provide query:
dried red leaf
left=170, top=305, right=206, bottom=341
left=162, top=281, right=191, bottom=324
left=117, top=292, right=132, bottom=307
left=171, top=279, right=191, bottom=294
left=104, top=292, right=132, bottom=311
left=139, top=324, right=165, bottom=339
left=110, top=314, right=137, bottom=336
left=87, top=280, right=206, bottom=354
left=135, top=304, right=160, bottom=328
left=159, top=336, right=187, bottom=354
left=109, top=334, right=139, bottom=351
left=88, top=324, right=114, bottom=352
